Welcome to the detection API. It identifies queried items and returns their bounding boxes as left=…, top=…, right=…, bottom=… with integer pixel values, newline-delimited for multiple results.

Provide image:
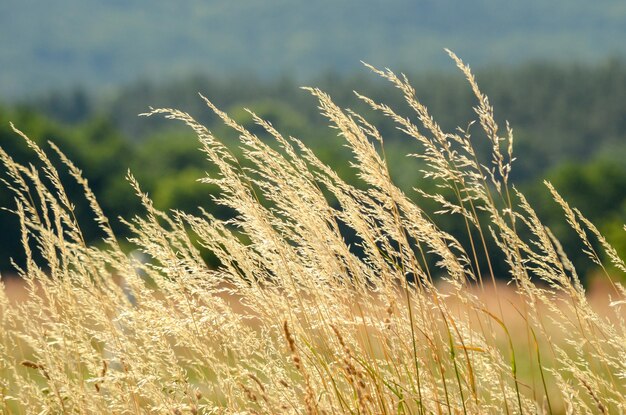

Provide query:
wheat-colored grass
left=0, top=52, right=625, bottom=414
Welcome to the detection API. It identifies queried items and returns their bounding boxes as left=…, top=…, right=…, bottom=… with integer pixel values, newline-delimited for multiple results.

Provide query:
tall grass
left=0, top=51, right=625, bottom=414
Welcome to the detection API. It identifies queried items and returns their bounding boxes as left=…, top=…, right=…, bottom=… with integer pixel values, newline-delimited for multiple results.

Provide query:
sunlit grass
left=1, top=52, right=625, bottom=414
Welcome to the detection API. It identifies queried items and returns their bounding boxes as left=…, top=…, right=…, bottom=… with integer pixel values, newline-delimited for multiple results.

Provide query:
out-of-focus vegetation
left=2, top=0, right=626, bottom=98
left=1, top=60, right=625, bottom=279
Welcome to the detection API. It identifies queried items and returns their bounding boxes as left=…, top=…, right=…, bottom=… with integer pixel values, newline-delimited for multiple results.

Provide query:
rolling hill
left=2, top=0, right=626, bottom=99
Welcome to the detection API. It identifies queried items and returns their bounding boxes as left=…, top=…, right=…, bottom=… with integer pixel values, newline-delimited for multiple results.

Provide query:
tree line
left=1, top=60, right=625, bottom=280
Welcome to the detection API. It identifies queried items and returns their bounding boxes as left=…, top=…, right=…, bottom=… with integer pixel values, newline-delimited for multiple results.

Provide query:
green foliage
left=1, top=61, right=625, bottom=282
left=94, top=59, right=626, bottom=179
left=525, top=159, right=626, bottom=275
left=0, top=108, right=138, bottom=270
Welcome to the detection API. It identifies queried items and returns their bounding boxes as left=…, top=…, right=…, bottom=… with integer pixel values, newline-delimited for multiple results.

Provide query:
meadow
left=1, top=52, right=625, bottom=414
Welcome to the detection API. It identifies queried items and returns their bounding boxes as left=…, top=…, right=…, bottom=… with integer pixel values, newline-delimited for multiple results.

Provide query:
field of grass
left=2, top=273, right=622, bottom=414
left=0, top=52, right=625, bottom=414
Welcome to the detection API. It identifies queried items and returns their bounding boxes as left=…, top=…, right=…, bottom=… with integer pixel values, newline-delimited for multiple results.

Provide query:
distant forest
left=1, top=60, right=625, bottom=279
left=2, top=0, right=626, bottom=98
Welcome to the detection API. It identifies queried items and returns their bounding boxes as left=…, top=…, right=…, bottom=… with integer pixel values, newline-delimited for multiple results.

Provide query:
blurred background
left=1, top=0, right=625, bottom=281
